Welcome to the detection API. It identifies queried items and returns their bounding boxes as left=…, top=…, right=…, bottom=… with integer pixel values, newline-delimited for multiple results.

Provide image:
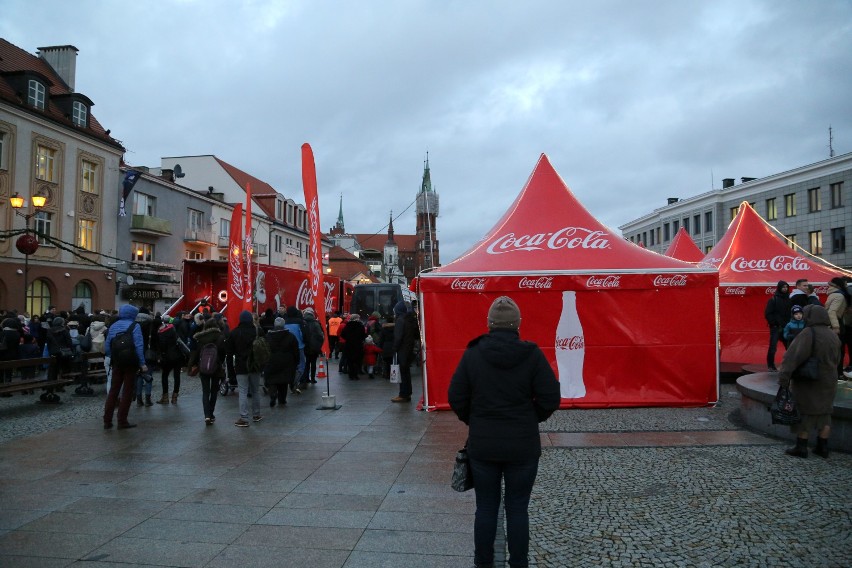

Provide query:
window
left=704, top=211, right=713, bottom=233
left=832, top=228, right=846, bottom=253
left=133, top=193, right=155, bottom=216
left=28, top=80, right=46, bottom=109
left=187, top=209, right=204, bottom=230
left=785, top=234, right=797, bottom=250
left=81, top=160, right=98, bottom=194
left=77, top=219, right=96, bottom=251
left=831, top=182, right=844, bottom=208
left=672, top=220, right=679, bottom=233
left=663, top=223, right=670, bottom=241
left=219, top=218, right=229, bottom=237
left=649, top=229, right=655, bottom=246
left=0, top=131, right=5, bottom=169
left=72, top=101, right=88, bottom=127
left=765, top=198, right=777, bottom=221
left=27, top=278, right=51, bottom=318
left=730, top=206, right=740, bottom=221
left=36, top=145, right=56, bottom=182
left=809, top=231, right=822, bottom=255
left=286, top=204, right=294, bottom=224
left=704, top=244, right=713, bottom=253
left=693, top=215, right=700, bottom=235
left=683, top=218, right=689, bottom=233
left=33, top=211, right=53, bottom=244
left=274, top=234, right=283, bottom=253
left=71, top=282, right=93, bottom=314
left=785, top=193, right=796, bottom=217
left=185, top=250, right=204, bottom=260
left=808, top=188, right=821, bottom=212
left=132, top=241, right=154, bottom=262
left=655, top=227, right=661, bottom=244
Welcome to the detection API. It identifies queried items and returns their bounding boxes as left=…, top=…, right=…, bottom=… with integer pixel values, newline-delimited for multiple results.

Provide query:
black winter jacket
left=764, top=280, right=791, bottom=327
left=226, top=322, right=262, bottom=375
left=448, top=329, right=561, bottom=463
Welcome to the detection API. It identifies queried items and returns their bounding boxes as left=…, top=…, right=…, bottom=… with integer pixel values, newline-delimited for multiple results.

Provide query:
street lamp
left=10, top=192, right=46, bottom=314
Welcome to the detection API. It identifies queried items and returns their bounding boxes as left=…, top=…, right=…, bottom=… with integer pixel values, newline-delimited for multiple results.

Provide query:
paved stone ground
left=1, top=373, right=850, bottom=568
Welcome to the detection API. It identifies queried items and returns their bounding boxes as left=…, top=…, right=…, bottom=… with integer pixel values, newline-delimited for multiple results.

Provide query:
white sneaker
left=843, top=369, right=852, bottom=379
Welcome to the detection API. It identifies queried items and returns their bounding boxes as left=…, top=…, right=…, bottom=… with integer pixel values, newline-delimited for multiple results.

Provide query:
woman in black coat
left=448, top=296, right=561, bottom=568
left=264, top=318, right=299, bottom=407
left=339, top=314, right=366, bottom=380
left=187, top=318, right=228, bottom=424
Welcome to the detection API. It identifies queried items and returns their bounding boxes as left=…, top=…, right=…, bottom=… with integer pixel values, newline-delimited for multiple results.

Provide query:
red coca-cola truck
left=170, top=260, right=351, bottom=316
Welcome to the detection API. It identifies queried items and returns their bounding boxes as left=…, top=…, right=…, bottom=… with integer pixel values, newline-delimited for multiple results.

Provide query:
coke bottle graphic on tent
left=555, top=290, right=586, bottom=398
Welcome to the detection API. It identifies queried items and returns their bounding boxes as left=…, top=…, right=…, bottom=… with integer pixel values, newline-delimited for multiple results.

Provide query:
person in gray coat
left=778, top=304, right=841, bottom=458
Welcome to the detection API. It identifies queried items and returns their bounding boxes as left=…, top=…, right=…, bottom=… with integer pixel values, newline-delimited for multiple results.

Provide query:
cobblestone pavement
left=1, top=376, right=850, bottom=568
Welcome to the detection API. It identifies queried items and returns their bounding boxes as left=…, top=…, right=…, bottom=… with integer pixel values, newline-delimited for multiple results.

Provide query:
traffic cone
left=316, top=357, right=327, bottom=380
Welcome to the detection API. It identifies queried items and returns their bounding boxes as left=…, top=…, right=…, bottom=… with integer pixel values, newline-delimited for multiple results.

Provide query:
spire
left=387, top=210, right=395, bottom=243
left=420, top=152, right=432, bottom=193
left=335, top=193, right=345, bottom=231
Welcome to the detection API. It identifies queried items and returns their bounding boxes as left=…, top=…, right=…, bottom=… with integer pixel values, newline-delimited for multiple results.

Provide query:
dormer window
left=72, top=101, right=87, bottom=127
left=28, top=79, right=46, bottom=109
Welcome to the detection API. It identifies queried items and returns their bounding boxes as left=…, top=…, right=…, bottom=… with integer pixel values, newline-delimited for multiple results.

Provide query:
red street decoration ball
left=16, top=234, right=39, bottom=255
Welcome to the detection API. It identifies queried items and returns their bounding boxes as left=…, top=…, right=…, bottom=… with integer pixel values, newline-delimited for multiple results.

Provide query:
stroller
left=218, top=374, right=237, bottom=396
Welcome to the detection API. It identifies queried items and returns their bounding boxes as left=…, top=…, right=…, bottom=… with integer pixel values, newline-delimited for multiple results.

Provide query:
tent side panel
left=718, top=286, right=788, bottom=366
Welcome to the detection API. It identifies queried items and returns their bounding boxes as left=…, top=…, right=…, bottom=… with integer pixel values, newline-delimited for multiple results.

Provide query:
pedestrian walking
left=187, top=317, right=226, bottom=425
left=391, top=301, right=418, bottom=401
left=264, top=317, right=299, bottom=408
left=226, top=310, right=264, bottom=427
left=448, top=296, right=561, bottom=568
left=103, top=304, right=148, bottom=429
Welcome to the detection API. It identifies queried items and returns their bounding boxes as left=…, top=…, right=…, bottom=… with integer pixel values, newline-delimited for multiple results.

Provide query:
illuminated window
left=36, top=145, right=56, bottom=182
left=729, top=206, right=739, bottom=221
left=809, top=231, right=822, bottom=255
left=81, top=160, right=98, bottom=193
left=28, top=80, right=46, bottom=109
left=785, top=234, right=797, bottom=250
left=765, top=198, right=777, bottom=221
left=830, top=182, right=843, bottom=208
left=784, top=193, right=796, bottom=217
left=77, top=219, right=96, bottom=251
left=808, top=188, right=821, bottom=212
left=27, top=278, right=51, bottom=317
left=72, top=101, right=88, bottom=127
left=132, top=241, right=154, bottom=262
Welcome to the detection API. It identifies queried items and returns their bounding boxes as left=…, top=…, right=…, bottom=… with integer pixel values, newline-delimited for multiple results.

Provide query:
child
left=362, top=336, right=383, bottom=379
left=783, top=305, right=805, bottom=346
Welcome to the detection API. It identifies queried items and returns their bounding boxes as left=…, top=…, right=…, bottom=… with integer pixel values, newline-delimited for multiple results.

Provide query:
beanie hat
left=52, top=317, right=66, bottom=328
left=274, top=317, right=286, bottom=329
left=365, top=335, right=374, bottom=344
left=204, top=318, right=219, bottom=330
left=194, top=313, right=204, bottom=325
left=829, top=276, right=846, bottom=289
left=303, top=307, right=315, bottom=316
left=791, top=305, right=803, bottom=315
left=239, top=310, right=253, bottom=325
left=487, top=296, right=521, bottom=330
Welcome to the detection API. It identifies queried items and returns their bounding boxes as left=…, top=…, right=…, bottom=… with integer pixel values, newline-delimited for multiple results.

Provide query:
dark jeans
left=104, top=366, right=136, bottom=426
left=199, top=374, right=218, bottom=420
left=397, top=352, right=412, bottom=398
left=767, top=325, right=785, bottom=368
left=302, top=352, right=319, bottom=382
left=328, top=336, right=339, bottom=358
left=470, top=457, right=539, bottom=568
left=161, top=362, right=181, bottom=395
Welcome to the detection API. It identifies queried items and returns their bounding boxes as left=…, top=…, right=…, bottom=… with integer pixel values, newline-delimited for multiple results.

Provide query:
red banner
left=244, top=183, right=254, bottom=314
left=226, top=204, right=244, bottom=328
left=302, top=143, right=329, bottom=355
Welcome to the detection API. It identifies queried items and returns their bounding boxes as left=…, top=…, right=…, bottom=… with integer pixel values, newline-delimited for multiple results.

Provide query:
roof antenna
left=829, top=125, right=835, bottom=158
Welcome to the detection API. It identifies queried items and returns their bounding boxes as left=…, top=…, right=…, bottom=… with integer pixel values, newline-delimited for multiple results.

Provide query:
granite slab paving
left=1, top=371, right=850, bottom=567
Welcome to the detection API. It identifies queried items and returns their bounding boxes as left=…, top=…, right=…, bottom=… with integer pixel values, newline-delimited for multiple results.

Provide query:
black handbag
left=451, top=447, right=474, bottom=492
left=770, top=385, right=801, bottom=425
left=791, top=330, right=819, bottom=382
left=58, top=347, right=74, bottom=360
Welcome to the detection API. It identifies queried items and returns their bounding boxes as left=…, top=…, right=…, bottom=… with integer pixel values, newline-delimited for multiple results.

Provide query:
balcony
left=184, top=228, right=217, bottom=245
left=217, top=236, right=230, bottom=249
left=251, top=243, right=268, bottom=257
left=126, top=260, right=180, bottom=284
left=130, top=215, right=172, bottom=236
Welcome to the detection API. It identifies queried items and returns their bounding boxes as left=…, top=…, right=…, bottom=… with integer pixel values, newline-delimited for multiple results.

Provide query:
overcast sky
left=4, top=0, right=851, bottom=263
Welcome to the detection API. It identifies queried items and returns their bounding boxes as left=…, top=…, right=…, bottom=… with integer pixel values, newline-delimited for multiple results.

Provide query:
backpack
left=247, top=328, right=270, bottom=372
left=110, top=322, right=139, bottom=369
left=199, top=342, right=220, bottom=375
left=305, top=320, right=324, bottom=354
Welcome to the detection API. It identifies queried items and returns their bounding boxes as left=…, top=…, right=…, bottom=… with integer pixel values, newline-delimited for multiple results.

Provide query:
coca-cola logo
left=586, top=275, right=620, bottom=288
left=698, top=257, right=723, bottom=269
left=765, top=287, right=775, bottom=295
left=555, top=335, right=585, bottom=350
left=450, top=278, right=486, bottom=291
left=725, top=287, right=746, bottom=295
left=814, top=286, right=829, bottom=295
left=229, top=243, right=244, bottom=301
left=486, top=227, right=610, bottom=254
left=730, top=255, right=810, bottom=273
left=519, top=276, right=553, bottom=289
left=653, top=274, right=687, bottom=287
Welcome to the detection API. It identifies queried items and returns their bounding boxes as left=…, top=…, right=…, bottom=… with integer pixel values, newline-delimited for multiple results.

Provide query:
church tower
left=383, top=211, right=402, bottom=283
left=415, top=154, right=439, bottom=272
left=329, top=194, right=345, bottom=236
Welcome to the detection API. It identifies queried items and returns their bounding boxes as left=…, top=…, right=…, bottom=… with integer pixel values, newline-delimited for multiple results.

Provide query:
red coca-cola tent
left=419, top=155, right=719, bottom=410
left=699, top=201, right=852, bottom=367
left=664, top=227, right=705, bottom=262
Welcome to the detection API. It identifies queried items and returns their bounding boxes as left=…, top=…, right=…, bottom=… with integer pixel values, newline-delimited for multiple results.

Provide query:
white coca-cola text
left=730, top=255, right=810, bottom=273
left=518, top=276, right=553, bottom=289
left=586, top=275, right=621, bottom=288
left=229, top=243, right=244, bottom=301
left=450, top=278, right=486, bottom=291
left=486, top=227, right=610, bottom=254
left=653, top=274, right=687, bottom=287
left=555, top=335, right=585, bottom=350
left=725, top=287, right=746, bottom=295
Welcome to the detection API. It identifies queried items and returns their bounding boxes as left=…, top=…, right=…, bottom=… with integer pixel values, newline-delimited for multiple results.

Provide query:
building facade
left=0, top=41, right=124, bottom=314
left=619, top=153, right=852, bottom=270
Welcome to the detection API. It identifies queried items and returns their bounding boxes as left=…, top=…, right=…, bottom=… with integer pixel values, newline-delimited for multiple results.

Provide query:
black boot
left=785, top=437, right=808, bottom=458
left=145, top=395, right=153, bottom=407
left=814, top=437, right=829, bottom=459
left=136, top=394, right=143, bottom=406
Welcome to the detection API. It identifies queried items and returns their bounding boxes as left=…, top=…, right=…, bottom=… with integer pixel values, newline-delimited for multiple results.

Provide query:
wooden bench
left=0, top=351, right=108, bottom=402
left=61, top=352, right=108, bottom=396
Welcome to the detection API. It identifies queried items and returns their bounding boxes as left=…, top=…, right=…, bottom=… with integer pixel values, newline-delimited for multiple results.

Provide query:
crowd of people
left=0, top=298, right=423, bottom=428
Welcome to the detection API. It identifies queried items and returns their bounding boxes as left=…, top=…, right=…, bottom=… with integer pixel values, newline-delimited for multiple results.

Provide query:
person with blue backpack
left=103, top=304, right=148, bottom=430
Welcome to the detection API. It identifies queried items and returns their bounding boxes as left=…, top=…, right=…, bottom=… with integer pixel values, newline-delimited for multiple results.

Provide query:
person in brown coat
left=778, top=304, right=841, bottom=458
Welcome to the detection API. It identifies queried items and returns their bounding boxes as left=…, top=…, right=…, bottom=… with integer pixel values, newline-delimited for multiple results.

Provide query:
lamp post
left=10, top=192, right=46, bottom=314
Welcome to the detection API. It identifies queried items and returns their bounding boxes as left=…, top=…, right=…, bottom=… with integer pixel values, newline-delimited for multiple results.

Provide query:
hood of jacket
left=118, top=304, right=140, bottom=321
left=304, top=312, right=317, bottom=323
left=803, top=304, right=831, bottom=327
left=774, top=280, right=790, bottom=295
left=470, top=329, right=538, bottom=370
left=136, top=312, right=154, bottom=324
left=193, top=327, right=222, bottom=345
left=89, top=320, right=106, bottom=334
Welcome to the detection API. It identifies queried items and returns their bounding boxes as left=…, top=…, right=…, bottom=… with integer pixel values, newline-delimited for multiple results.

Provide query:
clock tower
left=415, top=154, right=439, bottom=272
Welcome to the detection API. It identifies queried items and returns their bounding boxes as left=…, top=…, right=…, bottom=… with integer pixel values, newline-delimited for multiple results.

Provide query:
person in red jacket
left=362, top=336, right=382, bottom=379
